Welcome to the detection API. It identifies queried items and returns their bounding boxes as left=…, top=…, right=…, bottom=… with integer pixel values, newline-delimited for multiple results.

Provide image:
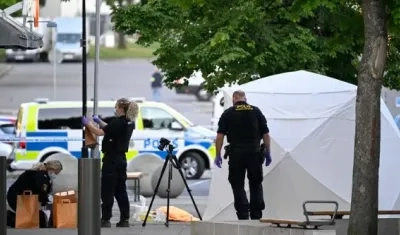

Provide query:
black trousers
left=101, top=155, right=130, bottom=221
left=228, top=149, right=265, bottom=220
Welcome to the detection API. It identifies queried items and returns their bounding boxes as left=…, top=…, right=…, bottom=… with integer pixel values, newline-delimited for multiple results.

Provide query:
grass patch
left=0, top=49, right=5, bottom=60
left=0, top=42, right=159, bottom=61
left=89, top=42, right=159, bottom=60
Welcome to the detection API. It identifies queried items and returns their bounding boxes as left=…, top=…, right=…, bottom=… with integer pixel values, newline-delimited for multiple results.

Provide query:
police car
left=11, top=98, right=216, bottom=179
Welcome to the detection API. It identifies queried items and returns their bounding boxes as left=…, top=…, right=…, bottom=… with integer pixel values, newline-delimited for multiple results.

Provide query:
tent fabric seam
left=289, top=96, right=356, bottom=153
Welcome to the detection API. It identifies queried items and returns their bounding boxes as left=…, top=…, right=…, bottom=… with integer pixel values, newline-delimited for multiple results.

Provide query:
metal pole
left=52, top=27, right=57, bottom=100
left=78, top=0, right=96, bottom=234
left=0, top=156, right=6, bottom=235
left=90, top=0, right=101, bottom=159
left=81, top=0, right=88, bottom=152
left=78, top=158, right=101, bottom=235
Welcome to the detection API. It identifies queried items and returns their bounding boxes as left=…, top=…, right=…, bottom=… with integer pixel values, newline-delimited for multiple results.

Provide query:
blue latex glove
left=92, top=115, right=101, bottom=124
left=264, top=151, right=272, bottom=167
left=82, top=116, right=89, bottom=126
left=214, top=154, right=223, bottom=168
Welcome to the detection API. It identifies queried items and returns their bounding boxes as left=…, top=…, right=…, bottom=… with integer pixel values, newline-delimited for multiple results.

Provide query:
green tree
left=105, top=0, right=129, bottom=49
left=347, top=0, right=397, bottom=233
left=0, top=0, right=18, bottom=15
left=0, top=0, right=16, bottom=10
left=110, top=0, right=400, bottom=91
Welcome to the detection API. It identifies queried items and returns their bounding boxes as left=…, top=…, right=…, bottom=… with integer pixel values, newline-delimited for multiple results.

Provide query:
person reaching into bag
left=7, top=160, right=63, bottom=228
left=83, top=98, right=137, bottom=228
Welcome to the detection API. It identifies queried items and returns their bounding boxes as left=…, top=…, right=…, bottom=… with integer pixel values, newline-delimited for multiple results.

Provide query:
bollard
left=0, top=156, right=6, bottom=235
left=78, top=158, right=101, bottom=235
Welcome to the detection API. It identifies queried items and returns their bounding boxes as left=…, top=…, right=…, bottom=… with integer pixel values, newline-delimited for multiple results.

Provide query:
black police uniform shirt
left=217, top=101, right=269, bottom=145
left=101, top=115, right=135, bottom=156
left=7, top=170, right=52, bottom=208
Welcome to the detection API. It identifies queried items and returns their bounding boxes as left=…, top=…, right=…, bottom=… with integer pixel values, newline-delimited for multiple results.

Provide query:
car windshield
left=175, top=112, right=194, bottom=127
left=57, top=33, right=81, bottom=44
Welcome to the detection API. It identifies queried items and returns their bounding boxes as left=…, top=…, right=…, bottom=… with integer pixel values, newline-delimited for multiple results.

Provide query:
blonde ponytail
left=116, top=98, right=138, bottom=121
left=31, top=160, right=63, bottom=172
left=126, top=101, right=138, bottom=121
left=31, top=162, right=47, bottom=171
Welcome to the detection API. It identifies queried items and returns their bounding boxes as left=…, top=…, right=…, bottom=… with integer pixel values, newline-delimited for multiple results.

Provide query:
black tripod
left=142, top=143, right=202, bottom=227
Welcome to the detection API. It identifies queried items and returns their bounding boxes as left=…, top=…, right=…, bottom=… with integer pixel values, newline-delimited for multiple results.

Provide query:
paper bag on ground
left=15, top=190, right=39, bottom=228
left=54, top=199, right=77, bottom=228
left=53, top=191, right=77, bottom=226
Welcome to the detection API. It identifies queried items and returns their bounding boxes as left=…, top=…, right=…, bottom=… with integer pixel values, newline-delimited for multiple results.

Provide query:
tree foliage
left=111, top=0, right=400, bottom=91
left=0, top=0, right=17, bottom=11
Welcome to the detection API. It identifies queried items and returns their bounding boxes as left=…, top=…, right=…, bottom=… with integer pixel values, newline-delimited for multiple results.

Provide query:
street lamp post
left=78, top=0, right=101, bottom=234
left=46, top=21, right=58, bottom=100
left=0, top=155, right=6, bottom=235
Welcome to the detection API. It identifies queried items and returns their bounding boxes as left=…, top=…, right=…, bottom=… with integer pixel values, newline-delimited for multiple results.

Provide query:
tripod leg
left=165, top=162, right=173, bottom=227
left=176, top=166, right=203, bottom=220
left=142, top=156, right=169, bottom=227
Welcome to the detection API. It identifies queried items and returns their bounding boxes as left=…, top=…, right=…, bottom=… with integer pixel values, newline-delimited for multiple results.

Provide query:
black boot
left=7, top=210, right=15, bottom=228
left=250, top=210, right=262, bottom=220
left=236, top=211, right=249, bottom=220
left=101, top=220, right=111, bottom=228
left=116, top=219, right=130, bottom=227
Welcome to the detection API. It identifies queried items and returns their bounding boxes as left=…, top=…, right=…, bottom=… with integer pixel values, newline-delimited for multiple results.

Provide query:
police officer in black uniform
left=214, top=90, right=271, bottom=220
left=83, top=98, right=138, bottom=228
left=7, top=160, right=63, bottom=228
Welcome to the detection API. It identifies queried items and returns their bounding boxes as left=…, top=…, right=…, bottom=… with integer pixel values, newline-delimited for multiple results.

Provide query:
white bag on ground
left=132, top=196, right=149, bottom=222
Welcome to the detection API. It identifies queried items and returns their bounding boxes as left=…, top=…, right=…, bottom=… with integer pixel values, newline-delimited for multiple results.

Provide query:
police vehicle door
left=136, top=106, right=184, bottom=151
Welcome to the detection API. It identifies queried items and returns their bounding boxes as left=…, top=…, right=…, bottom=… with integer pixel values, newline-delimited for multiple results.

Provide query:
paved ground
left=7, top=224, right=192, bottom=235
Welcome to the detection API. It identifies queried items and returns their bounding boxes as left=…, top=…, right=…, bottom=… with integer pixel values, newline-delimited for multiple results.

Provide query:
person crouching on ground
left=7, top=160, right=63, bottom=228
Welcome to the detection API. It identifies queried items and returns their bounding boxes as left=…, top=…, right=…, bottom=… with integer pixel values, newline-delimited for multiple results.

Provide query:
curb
left=0, top=65, right=12, bottom=80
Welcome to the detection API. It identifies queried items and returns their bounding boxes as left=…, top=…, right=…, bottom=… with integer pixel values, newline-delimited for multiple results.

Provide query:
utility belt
left=223, top=143, right=266, bottom=163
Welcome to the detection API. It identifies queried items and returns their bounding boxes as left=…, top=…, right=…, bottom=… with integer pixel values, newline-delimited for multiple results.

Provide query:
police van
left=12, top=98, right=216, bottom=179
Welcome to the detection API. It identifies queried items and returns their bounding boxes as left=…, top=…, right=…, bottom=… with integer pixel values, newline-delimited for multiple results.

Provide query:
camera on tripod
left=158, top=137, right=172, bottom=151
left=142, top=137, right=202, bottom=227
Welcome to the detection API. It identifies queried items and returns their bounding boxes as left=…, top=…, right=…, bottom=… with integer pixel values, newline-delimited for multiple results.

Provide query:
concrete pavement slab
left=7, top=223, right=191, bottom=235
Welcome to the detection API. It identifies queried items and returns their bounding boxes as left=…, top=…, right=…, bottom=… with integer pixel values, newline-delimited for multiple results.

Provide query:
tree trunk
left=347, top=0, right=388, bottom=234
left=118, top=32, right=127, bottom=49
left=117, top=0, right=126, bottom=49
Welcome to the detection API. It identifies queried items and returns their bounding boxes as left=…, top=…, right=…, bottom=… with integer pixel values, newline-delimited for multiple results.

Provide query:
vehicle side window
left=38, top=107, right=116, bottom=130
left=141, top=107, right=175, bottom=130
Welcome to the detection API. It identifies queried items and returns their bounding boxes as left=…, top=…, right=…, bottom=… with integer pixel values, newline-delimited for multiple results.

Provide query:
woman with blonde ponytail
left=6, top=160, right=63, bottom=228
left=82, top=98, right=136, bottom=228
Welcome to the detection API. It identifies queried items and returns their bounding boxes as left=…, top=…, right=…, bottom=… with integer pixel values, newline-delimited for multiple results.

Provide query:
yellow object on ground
left=157, top=206, right=200, bottom=222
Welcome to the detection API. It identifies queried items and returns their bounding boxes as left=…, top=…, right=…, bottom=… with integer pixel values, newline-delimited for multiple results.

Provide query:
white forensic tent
left=203, top=70, right=400, bottom=221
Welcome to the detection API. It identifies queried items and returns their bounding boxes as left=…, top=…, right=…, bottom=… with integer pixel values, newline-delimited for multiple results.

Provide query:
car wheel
left=195, top=85, right=213, bottom=102
left=33, top=53, right=41, bottom=63
left=179, top=151, right=205, bottom=180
